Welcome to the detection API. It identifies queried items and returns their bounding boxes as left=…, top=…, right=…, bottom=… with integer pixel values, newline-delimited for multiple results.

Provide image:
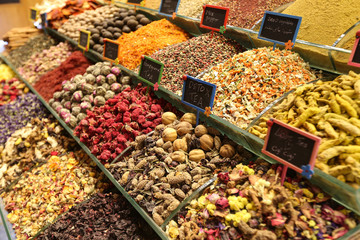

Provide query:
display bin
left=0, top=198, right=16, bottom=240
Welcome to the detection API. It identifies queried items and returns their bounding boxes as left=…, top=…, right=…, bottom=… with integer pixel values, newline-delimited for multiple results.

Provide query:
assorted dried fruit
left=2, top=151, right=108, bottom=240
left=0, top=118, right=76, bottom=191
left=148, top=32, right=245, bottom=94
left=0, top=93, right=48, bottom=145
left=0, top=77, right=28, bottom=106
left=58, top=5, right=120, bottom=42
left=109, top=112, right=254, bottom=226
left=200, top=47, right=316, bottom=129
left=116, top=19, right=190, bottom=70
left=249, top=71, right=360, bottom=188
left=34, top=51, right=92, bottom=101
left=17, top=42, right=72, bottom=84
left=74, top=84, right=175, bottom=163
left=49, top=62, right=128, bottom=128
left=37, top=192, right=160, bottom=240
left=166, top=160, right=360, bottom=239
left=89, top=8, right=152, bottom=54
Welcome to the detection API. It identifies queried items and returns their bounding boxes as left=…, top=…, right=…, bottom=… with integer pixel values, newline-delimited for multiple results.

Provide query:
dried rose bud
left=104, top=91, right=115, bottom=100
left=100, top=66, right=111, bottom=76
left=111, top=83, right=121, bottom=93
left=64, top=101, right=72, bottom=110
left=96, top=75, right=106, bottom=85
left=95, top=86, right=106, bottom=96
left=94, top=96, right=106, bottom=106
left=85, top=74, right=96, bottom=84
left=102, top=83, right=110, bottom=91
left=73, top=91, right=83, bottom=102
left=80, top=101, right=91, bottom=110
left=106, top=74, right=117, bottom=84
left=121, top=76, right=131, bottom=85
left=72, top=106, right=81, bottom=116
left=111, top=66, right=121, bottom=76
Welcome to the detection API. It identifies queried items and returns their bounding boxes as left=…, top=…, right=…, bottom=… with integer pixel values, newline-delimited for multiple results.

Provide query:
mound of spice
left=177, top=0, right=221, bottom=19
left=0, top=118, right=76, bottom=191
left=7, top=34, right=56, bottom=69
left=0, top=93, right=48, bottom=145
left=282, top=0, right=360, bottom=46
left=217, top=0, right=294, bottom=29
left=2, top=151, right=108, bottom=240
left=58, top=5, right=120, bottom=41
left=74, top=84, right=175, bottom=164
left=200, top=47, right=316, bottom=129
left=116, top=19, right=190, bottom=70
left=148, top=32, right=245, bottom=94
left=0, top=77, right=28, bottom=106
left=49, top=62, right=129, bottom=128
left=249, top=71, right=360, bottom=188
left=18, top=42, right=72, bottom=84
left=166, top=161, right=359, bottom=239
left=37, top=192, right=160, bottom=240
left=34, top=51, right=92, bottom=102
left=110, top=112, right=254, bottom=225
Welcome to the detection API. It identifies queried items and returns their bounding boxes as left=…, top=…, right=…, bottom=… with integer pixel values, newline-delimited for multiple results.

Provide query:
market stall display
left=17, top=42, right=72, bottom=84
left=249, top=71, right=360, bottom=188
left=37, top=192, right=160, bottom=239
left=116, top=19, right=190, bottom=70
left=177, top=0, right=221, bottom=19
left=200, top=47, right=316, bottom=129
left=109, top=112, right=254, bottom=225
left=34, top=51, right=92, bottom=101
left=148, top=32, right=245, bottom=93
left=1, top=150, right=109, bottom=240
left=166, top=161, right=360, bottom=239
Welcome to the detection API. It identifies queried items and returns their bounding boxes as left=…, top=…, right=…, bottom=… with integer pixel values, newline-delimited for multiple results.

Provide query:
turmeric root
left=292, top=107, right=321, bottom=128
left=336, top=94, right=358, bottom=118
left=327, top=118, right=360, bottom=137
left=318, top=146, right=360, bottom=163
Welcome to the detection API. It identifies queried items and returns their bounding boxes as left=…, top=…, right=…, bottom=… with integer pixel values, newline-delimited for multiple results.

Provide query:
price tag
left=181, top=75, right=216, bottom=114
left=348, top=30, right=360, bottom=68
left=159, top=0, right=180, bottom=17
left=200, top=5, right=229, bottom=32
left=30, top=8, right=39, bottom=21
left=103, top=39, right=120, bottom=62
left=262, top=119, right=321, bottom=178
left=138, top=56, right=164, bottom=88
left=78, top=30, right=91, bottom=51
left=127, top=0, right=142, bottom=5
left=41, top=13, right=48, bottom=28
left=258, top=11, right=302, bottom=47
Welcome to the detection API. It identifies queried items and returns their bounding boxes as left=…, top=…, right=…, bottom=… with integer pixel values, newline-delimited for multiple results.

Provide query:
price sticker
left=30, top=8, right=39, bottom=21
left=159, top=0, right=180, bottom=17
left=200, top=5, right=229, bottom=32
left=262, top=119, right=321, bottom=179
left=103, top=39, right=120, bottom=62
left=138, top=56, right=164, bottom=90
left=78, top=30, right=91, bottom=51
left=348, top=30, right=360, bottom=68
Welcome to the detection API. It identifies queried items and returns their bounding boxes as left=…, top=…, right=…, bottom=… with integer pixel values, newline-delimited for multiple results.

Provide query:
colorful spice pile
left=249, top=71, right=360, bottom=188
left=34, top=51, right=92, bottom=101
left=74, top=84, right=174, bottom=164
left=283, top=0, right=360, bottom=46
left=2, top=150, right=108, bottom=240
left=148, top=32, right=244, bottom=94
left=37, top=192, right=160, bottom=240
left=58, top=5, right=120, bottom=41
left=166, top=161, right=359, bottom=239
left=116, top=19, right=190, bottom=70
left=0, top=118, right=76, bottom=191
left=0, top=64, right=27, bottom=106
left=217, top=0, right=293, bottom=29
left=48, top=0, right=102, bottom=29
left=0, top=93, right=48, bottom=145
left=200, top=47, right=316, bottom=129
left=18, top=42, right=72, bottom=84
left=177, top=0, right=221, bottom=19
left=49, top=62, right=129, bottom=128
left=110, top=112, right=253, bottom=225
left=89, top=8, right=152, bottom=54
left=7, top=34, right=56, bottom=69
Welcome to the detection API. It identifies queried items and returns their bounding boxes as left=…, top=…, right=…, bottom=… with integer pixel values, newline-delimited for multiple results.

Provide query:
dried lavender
left=0, top=93, right=48, bottom=145
left=7, top=34, right=56, bottom=68
left=148, top=32, right=244, bottom=94
left=37, top=192, right=160, bottom=240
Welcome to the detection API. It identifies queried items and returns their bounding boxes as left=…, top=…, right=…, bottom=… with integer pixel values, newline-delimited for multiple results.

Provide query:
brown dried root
left=178, top=221, right=204, bottom=240
left=237, top=220, right=276, bottom=240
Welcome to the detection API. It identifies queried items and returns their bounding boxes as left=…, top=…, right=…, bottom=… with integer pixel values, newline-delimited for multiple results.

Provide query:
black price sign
left=200, top=5, right=229, bottom=32
left=159, top=0, right=180, bottom=17
left=41, top=13, right=47, bottom=27
left=103, top=39, right=119, bottom=62
left=262, top=119, right=321, bottom=174
left=181, top=75, right=216, bottom=112
left=78, top=30, right=90, bottom=51
left=30, top=8, right=38, bottom=21
left=348, top=30, right=360, bottom=68
left=258, top=11, right=302, bottom=45
left=127, top=0, right=142, bottom=5
left=139, top=56, right=164, bottom=86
